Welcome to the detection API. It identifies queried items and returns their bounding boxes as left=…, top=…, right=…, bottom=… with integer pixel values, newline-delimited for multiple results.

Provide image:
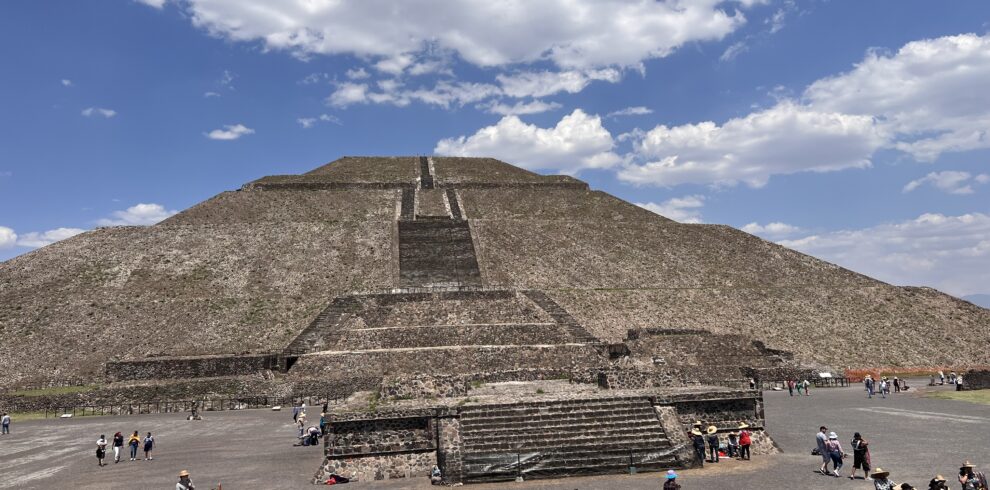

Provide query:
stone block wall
left=105, top=354, right=280, bottom=382
left=597, top=367, right=675, bottom=389
left=379, top=374, right=469, bottom=400
left=329, top=416, right=435, bottom=456
left=315, top=451, right=435, bottom=483
left=963, top=369, right=990, bottom=390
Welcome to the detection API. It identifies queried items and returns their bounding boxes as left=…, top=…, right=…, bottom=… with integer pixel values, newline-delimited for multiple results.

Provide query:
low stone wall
left=658, top=389, right=778, bottom=455
left=379, top=369, right=598, bottom=401
left=597, top=367, right=676, bottom=389
left=105, top=354, right=280, bottom=382
left=314, top=451, right=436, bottom=483
left=329, top=416, right=435, bottom=456
left=963, top=369, right=990, bottom=390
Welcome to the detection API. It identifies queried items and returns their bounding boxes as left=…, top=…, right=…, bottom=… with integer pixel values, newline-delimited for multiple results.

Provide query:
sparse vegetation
left=926, top=389, right=990, bottom=405
left=11, top=384, right=100, bottom=397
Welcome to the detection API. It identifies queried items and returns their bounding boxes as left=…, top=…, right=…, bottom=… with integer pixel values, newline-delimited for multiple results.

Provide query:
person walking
left=663, top=470, right=681, bottom=489
left=127, top=431, right=141, bottom=461
left=825, top=431, right=844, bottom=477
left=1, top=412, right=9, bottom=434
left=879, top=378, right=888, bottom=399
left=112, top=432, right=124, bottom=463
left=737, top=423, right=752, bottom=460
left=893, top=376, right=901, bottom=393
left=866, top=375, right=875, bottom=398
left=143, top=432, right=154, bottom=460
left=787, top=379, right=795, bottom=396
left=939, top=370, right=945, bottom=385
left=872, top=468, right=894, bottom=490
left=817, top=426, right=830, bottom=475
left=803, top=379, right=812, bottom=395
left=706, top=425, right=720, bottom=463
left=850, top=432, right=871, bottom=480
left=176, top=469, right=195, bottom=490
left=96, top=434, right=108, bottom=467
left=690, top=428, right=706, bottom=467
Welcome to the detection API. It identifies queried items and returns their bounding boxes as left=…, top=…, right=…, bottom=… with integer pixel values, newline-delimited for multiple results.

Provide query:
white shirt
left=97, top=438, right=107, bottom=448
left=1, top=415, right=10, bottom=425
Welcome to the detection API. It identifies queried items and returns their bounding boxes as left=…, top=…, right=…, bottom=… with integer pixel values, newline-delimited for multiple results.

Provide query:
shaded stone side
left=105, top=354, right=280, bottom=382
left=437, top=415, right=463, bottom=483
left=329, top=416, right=435, bottom=456
left=963, top=369, right=990, bottom=390
left=654, top=406, right=698, bottom=468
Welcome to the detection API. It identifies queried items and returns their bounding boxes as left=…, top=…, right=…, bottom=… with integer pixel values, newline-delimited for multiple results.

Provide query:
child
left=143, top=432, right=154, bottom=460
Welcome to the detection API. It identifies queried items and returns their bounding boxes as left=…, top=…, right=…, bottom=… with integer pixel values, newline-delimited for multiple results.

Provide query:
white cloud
left=297, top=114, right=342, bottom=129
left=204, top=124, right=254, bottom=140
left=480, top=100, right=562, bottom=116
left=81, top=107, right=117, bottom=118
left=741, top=221, right=801, bottom=236
left=330, top=79, right=500, bottom=109
left=497, top=69, right=622, bottom=98
left=778, top=212, right=990, bottom=296
left=345, top=68, right=369, bottom=80
left=435, top=109, right=620, bottom=174
left=720, top=41, right=748, bottom=62
left=14, top=228, right=86, bottom=248
left=97, top=203, right=177, bottom=226
left=203, top=91, right=221, bottom=98
left=805, top=33, right=990, bottom=162
left=61, top=79, right=73, bottom=87
left=374, top=53, right=415, bottom=75
left=135, top=0, right=166, bottom=8
left=618, top=101, right=884, bottom=187
left=327, top=82, right=369, bottom=107
left=636, top=195, right=705, bottom=223
left=607, top=106, right=653, bottom=118
left=903, top=171, right=989, bottom=195
left=219, top=69, right=235, bottom=89
left=173, top=1, right=750, bottom=69
left=0, top=226, right=16, bottom=248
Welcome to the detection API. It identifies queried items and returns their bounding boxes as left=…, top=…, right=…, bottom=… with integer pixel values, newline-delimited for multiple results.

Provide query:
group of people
left=95, top=430, right=154, bottom=466
left=786, top=379, right=814, bottom=396
left=815, top=426, right=987, bottom=489
left=689, top=421, right=752, bottom=467
left=864, top=375, right=910, bottom=398
left=930, top=371, right=966, bottom=391
left=291, top=401, right=328, bottom=447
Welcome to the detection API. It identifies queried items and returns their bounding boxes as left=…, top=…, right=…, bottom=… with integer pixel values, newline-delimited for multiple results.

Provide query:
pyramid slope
left=1, top=156, right=987, bottom=387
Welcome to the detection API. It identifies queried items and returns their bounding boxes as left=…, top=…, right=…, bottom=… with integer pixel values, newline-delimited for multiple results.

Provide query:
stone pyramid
left=1, top=156, right=988, bottom=392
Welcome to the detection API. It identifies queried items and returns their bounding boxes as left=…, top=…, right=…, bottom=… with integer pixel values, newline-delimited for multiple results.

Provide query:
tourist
left=297, top=414, right=307, bottom=438
left=788, top=379, right=795, bottom=396
left=143, top=432, right=154, bottom=460
left=796, top=380, right=804, bottom=396
left=825, top=431, right=844, bottom=477
left=879, top=378, right=888, bottom=399
left=956, top=373, right=964, bottom=392
left=96, top=434, right=108, bottom=467
left=176, top=469, right=195, bottom=490
left=950, top=371, right=957, bottom=385
left=802, top=379, right=812, bottom=395
left=930, top=373, right=937, bottom=386
left=431, top=465, right=442, bottom=485
left=737, top=422, right=752, bottom=460
left=939, top=370, right=945, bottom=385
left=112, top=432, right=124, bottom=463
left=727, top=431, right=739, bottom=458
left=817, top=426, right=830, bottom=474
left=898, top=484, right=916, bottom=490
left=927, top=474, right=949, bottom=490
left=849, top=432, right=871, bottom=480
left=292, top=403, right=302, bottom=422
left=690, top=428, right=706, bottom=467
left=866, top=375, right=875, bottom=398
left=1, top=412, right=9, bottom=434
left=872, top=468, right=895, bottom=490
left=664, top=470, right=681, bottom=489
left=958, top=461, right=984, bottom=490
left=749, top=377, right=756, bottom=389
left=893, top=376, right=901, bottom=393
left=307, top=426, right=321, bottom=446
left=128, top=431, right=141, bottom=461
left=706, top=425, right=719, bottom=463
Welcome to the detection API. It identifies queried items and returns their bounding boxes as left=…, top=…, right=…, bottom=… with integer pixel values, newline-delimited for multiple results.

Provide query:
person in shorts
left=850, top=432, right=871, bottom=480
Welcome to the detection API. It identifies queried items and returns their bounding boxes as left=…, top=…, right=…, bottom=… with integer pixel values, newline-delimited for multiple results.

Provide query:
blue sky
left=1, top=0, right=988, bottom=299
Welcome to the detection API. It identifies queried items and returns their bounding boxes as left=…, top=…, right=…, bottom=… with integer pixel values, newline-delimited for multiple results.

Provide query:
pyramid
left=1, top=156, right=988, bottom=393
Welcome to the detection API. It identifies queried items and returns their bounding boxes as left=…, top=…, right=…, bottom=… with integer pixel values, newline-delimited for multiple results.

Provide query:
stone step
left=463, top=436, right=671, bottom=453
left=338, top=322, right=572, bottom=350
left=462, top=431, right=671, bottom=450
left=460, top=408, right=659, bottom=426
left=460, top=399, right=653, bottom=418
left=459, top=395, right=652, bottom=412
left=461, top=419, right=667, bottom=440
left=462, top=454, right=680, bottom=483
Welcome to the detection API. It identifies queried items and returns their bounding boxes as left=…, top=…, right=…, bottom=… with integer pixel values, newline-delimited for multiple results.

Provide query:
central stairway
left=398, top=220, right=482, bottom=286
left=458, top=396, right=679, bottom=482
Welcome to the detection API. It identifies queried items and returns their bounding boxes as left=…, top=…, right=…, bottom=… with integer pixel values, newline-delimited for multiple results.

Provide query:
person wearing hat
left=871, top=468, right=894, bottom=490
left=737, top=422, right=752, bottom=461
left=663, top=469, right=681, bottom=490
left=705, top=425, right=720, bottom=463
left=176, top=469, right=195, bottom=490
left=726, top=430, right=739, bottom=458
left=958, top=461, right=984, bottom=490
left=927, top=474, right=948, bottom=490
left=690, top=428, right=706, bottom=467
left=824, top=431, right=844, bottom=477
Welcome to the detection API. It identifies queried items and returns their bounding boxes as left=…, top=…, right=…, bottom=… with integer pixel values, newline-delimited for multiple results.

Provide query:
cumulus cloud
left=621, top=32, right=990, bottom=187
left=636, top=195, right=705, bottom=223
left=97, top=203, right=177, bottom=226
left=14, top=228, right=86, bottom=248
left=135, top=0, right=167, bottom=8
left=329, top=79, right=500, bottom=109
left=204, top=124, right=254, bottom=140
left=741, top=221, right=801, bottom=237
left=345, top=68, right=370, bottom=80
left=61, top=79, right=73, bottom=87
left=172, top=1, right=749, bottom=69
left=435, top=109, right=620, bottom=174
left=497, top=69, right=622, bottom=98
left=478, top=100, right=562, bottom=116
left=903, top=171, right=989, bottom=195
left=81, top=107, right=117, bottom=118
left=778, top=212, right=990, bottom=297
left=0, top=226, right=16, bottom=248
left=618, top=101, right=884, bottom=187
left=607, top=106, right=653, bottom=118
left=297, top=114, right=342, bottom=129
left=203, top=91, right=221, bottom=98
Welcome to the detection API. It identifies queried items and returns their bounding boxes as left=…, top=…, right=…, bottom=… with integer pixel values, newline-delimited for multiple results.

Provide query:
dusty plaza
left=1, top=380, right=988, bottom=489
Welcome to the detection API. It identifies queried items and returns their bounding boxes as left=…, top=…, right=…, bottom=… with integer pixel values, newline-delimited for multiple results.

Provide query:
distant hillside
left=963, top=294, right=990, bottom=309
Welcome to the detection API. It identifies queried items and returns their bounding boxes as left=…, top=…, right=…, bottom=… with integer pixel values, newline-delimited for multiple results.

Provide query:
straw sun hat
left=690, top=428, right=703, bottom=436
left=706, top=425, right=718, bottom=434
left=870, top=467, right=890, bottom=478
left=178, top=470, right=190, bottom=477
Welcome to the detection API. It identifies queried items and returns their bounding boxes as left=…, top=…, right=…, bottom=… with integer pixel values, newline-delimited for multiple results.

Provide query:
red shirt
left=739, top=430, right=752, bottom=445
